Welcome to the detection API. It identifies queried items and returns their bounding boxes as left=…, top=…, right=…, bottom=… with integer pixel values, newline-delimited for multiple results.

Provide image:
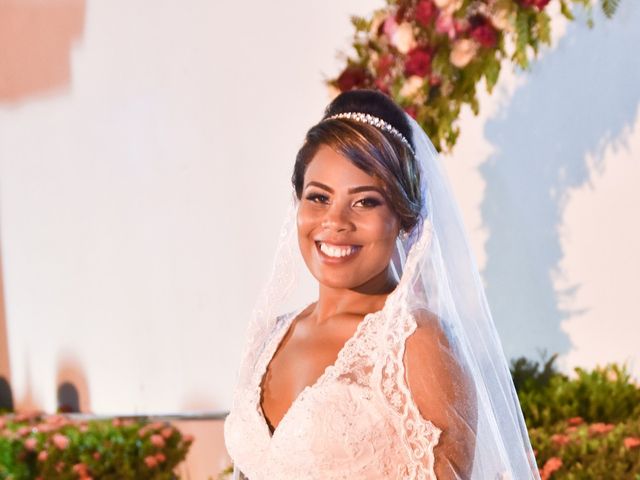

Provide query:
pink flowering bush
left=328, top=0, right=619, bottom=152
left=530, top=417, right=640, bottom=477
left=0, top=414, right=193, bottom=479
left=510, top=357, right=640, bottom=477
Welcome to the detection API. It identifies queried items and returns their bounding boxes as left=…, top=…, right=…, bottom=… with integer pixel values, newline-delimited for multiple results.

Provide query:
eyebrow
left=304, top=181, right=385, bottom=195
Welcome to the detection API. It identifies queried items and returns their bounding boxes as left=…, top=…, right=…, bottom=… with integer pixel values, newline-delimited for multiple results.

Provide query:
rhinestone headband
left=324, top=112, right=415, bottom=155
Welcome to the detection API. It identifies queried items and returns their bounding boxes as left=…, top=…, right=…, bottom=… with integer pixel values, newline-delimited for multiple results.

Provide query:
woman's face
left=297, top=145, right=401, bottom=291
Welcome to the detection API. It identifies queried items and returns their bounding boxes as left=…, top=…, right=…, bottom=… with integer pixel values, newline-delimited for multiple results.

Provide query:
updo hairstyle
left=292, top=89, right=423, bottom=232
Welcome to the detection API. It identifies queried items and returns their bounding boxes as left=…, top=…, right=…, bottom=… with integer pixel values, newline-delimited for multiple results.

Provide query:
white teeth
left=319, top=242, right=356, bottom=258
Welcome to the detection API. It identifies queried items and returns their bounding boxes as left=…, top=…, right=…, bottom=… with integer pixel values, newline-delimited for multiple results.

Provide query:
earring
left=398, top=229, right=409, bottom=241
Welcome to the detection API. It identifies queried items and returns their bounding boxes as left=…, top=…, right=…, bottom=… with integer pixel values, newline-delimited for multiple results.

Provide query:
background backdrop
left=1, top=0, right=638, bottom=417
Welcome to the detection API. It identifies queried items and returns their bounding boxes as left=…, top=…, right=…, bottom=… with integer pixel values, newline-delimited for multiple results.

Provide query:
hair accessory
left=325, top=112, right=415, bottom=155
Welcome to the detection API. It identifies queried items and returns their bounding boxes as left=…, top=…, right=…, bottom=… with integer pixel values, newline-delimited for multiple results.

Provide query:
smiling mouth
left=315, top=241, right=362, bottom=259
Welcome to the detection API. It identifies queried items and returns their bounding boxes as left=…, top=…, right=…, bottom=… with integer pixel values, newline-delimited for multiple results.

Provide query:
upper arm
left=404, top=309, right=477, bottom=480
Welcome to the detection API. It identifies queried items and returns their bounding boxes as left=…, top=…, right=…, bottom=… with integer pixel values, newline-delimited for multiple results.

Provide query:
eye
left=305, top=193, right=330, bottom=204
left=354, top=197, right=383, bottom=208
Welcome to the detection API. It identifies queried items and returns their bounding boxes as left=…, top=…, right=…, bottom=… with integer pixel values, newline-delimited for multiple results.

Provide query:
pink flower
left=565, top=426, right=578, bottom=433
left=624, top=436, right=640, bottom=450
left=144, top=455, right=158, bottom=468
left=52, top=433, right=70, bottom=450
left=588, top=422, right=615, bottom=436
left=45, top=415, right=66, bottom=426
left=37, top=424, right=54, bottom=433
left=161, top=427, right=174, bottom=439
left=550, top=433, right=570, bottom=446
left=24, top=437, right=38, bottom=451
left=155, top=452, right=166, bottom=463
left=37, top=450, right=48, bottom=462
left=150, top=434, right=165, bottom=448
left=92, top=451, right=101, bottom=461
left=17, top=426, right=31, bottom=437
left=436, top=13, right=456, bottom=39
left=148, top=421, right=164, bottom=430
left=383, top=15, right=398, bottom=37
left=404, top=47, right=433, bottom=77
left=415, top=0, right=437, bottom=27
left=540, top=456, right=562, bottom=480
left=450, top=39, right=479, bottom=68
left=183, top=434, right=195, bottom=443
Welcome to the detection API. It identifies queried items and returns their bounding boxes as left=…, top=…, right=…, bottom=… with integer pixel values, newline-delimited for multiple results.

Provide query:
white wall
left=0, top=0, right=638, bottom=416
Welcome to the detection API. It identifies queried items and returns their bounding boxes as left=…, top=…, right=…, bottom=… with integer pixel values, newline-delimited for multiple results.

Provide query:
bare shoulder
left=403, top=308, right=478, bottom=478
left=405, top=308, right=451, bottom=357
left=403, top=307, right=473, bottom=422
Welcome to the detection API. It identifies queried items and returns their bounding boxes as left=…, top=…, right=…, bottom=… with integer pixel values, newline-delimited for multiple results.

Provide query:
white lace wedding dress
left=224, top=305, right=443, bottom=480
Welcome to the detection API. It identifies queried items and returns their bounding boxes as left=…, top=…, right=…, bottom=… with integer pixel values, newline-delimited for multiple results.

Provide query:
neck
left=313, top=266, right=397, bottom=322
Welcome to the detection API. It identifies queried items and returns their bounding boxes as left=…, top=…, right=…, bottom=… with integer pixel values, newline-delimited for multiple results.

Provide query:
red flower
left=374, top=78, right=391, bottom=94
left=404, top=106, right=418, bottom=119
left=336, top=65, right=369, bottom=92
left=624, top=436, right=640, bottom=450
left=429, top=73, right=442, bottom=86
left=471, top=23, right=498, bottom=48
left=550, top=433, right=570, bottom=446
left=588, top=422, right=615, bottom=436
left=72, top=463, right=89, bottom=475
left=415, top=0, right=437, bottom=27
left=376, top=53, right=395, bottom=77
left=404, top=47, right=432, bottom=77
left=540, top=457, right=562, bottom=480
left=519, top=0, right=551, bottom=10
left=567, top=416, right=583, bottom=426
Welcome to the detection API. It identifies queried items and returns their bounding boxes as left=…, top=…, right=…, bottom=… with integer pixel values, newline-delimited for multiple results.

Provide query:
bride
left=224, top=90, right=540, bottom=479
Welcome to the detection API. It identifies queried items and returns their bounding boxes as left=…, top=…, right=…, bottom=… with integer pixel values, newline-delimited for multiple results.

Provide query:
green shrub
left=511, top=356, right=640, bottom=428
left=0, top=413, right=193, bottom=480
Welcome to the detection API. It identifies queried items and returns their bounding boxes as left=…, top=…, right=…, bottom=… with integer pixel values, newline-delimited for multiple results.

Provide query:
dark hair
left=292, top=89, right=422, bottom=231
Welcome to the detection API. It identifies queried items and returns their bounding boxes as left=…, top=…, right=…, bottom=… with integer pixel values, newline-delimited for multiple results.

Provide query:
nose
left=322, top=201, right=353, bottom=233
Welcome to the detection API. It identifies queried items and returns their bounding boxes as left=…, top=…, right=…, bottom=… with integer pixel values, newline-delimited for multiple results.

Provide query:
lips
left=315, top=241, right=362, bottom=261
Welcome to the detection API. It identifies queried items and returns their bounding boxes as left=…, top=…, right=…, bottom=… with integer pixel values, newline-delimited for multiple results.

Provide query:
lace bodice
left=224, top=306, right=442, bottom=480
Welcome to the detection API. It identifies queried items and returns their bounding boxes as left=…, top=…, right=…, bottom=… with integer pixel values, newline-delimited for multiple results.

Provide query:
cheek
left=296, top=205, right=314, bottom=237
left=362, top=211, right=400, bottom=243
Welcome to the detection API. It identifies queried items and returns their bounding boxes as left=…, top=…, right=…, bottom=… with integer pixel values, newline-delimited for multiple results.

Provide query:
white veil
left=232, top=111, right=540, bottom=479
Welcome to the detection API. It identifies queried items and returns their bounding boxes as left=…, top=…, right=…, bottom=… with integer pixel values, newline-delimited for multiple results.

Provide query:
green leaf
left=536, top=11, right=552, bottom=45
left=560, top=0, right=575, bottom=20
left=514, top=9, right=531, bottom=69
left=601, top=0, right=620, bottom=18
left=484, top=55, right=501, bottom=92
left=350, top=15, right=369, bottom=32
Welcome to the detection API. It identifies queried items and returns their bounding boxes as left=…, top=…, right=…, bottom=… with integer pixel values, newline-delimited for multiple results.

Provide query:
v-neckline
left=256, top=305, right=378, bottom=440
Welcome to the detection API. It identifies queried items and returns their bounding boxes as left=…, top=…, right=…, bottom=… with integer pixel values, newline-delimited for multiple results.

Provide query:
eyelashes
left=304, top=193, right=383, bottom=208
left=305, top=193, right=330, bottom=204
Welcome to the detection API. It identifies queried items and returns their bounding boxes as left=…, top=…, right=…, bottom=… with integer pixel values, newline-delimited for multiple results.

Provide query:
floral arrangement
left=0, top=413, right=193, bottom=479
left=328, top=0, right=620, bottom=152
